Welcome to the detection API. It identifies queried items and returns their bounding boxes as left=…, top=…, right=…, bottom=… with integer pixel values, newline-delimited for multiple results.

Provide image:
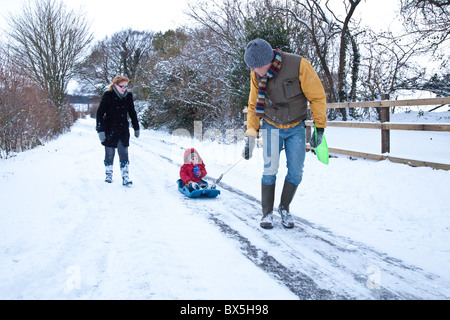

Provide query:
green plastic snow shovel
left=313, top=125, right=329, bottom=165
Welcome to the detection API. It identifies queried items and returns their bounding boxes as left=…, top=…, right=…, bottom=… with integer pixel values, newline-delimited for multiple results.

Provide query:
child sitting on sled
left=180, top=148, right=208, bottom=192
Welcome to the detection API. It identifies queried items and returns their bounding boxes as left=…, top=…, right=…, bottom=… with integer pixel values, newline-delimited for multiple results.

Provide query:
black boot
left=278, top=179, right=298, bottom=228
left=120, top=161, right=133, bottom=186
left=260, top=183, right=275, bottom=229
left=104, top=161, right=113, bottom=183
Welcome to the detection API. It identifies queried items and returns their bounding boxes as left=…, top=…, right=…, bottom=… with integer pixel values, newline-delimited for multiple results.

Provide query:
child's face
left=189, top=155, right=198, bottom=165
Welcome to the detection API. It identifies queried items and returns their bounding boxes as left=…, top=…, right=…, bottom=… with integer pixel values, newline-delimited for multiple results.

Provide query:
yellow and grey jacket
left=246, top=52, right=327, bottom=137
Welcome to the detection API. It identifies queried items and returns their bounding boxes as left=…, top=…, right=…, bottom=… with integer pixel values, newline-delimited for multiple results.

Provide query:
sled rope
left=211, top=158, right=244, bottom=187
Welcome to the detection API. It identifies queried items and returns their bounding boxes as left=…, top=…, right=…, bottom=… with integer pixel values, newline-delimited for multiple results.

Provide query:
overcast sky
left=0, top=0, right=407, bottom=93
left=0, top=0, right=400, bottom=41
left=0, top=0, right=191, bottom=40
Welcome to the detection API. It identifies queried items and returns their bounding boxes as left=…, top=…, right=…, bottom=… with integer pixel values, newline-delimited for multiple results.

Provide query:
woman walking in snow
left=96, top=75, right=140, bottom=186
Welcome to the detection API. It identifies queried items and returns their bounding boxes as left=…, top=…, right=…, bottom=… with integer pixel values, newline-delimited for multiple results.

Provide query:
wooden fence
left=245, top=97, right=450, bottom=170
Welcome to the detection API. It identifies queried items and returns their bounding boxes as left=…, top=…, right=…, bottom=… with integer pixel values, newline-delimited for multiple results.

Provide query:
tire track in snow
left=206, top=179, right=450, bottom=299
left=136, top=135, right=450, bottom=299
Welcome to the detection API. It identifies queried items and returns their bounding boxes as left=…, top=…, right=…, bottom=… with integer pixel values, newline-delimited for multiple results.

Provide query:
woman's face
left=115, top=81, right=129, bottom=95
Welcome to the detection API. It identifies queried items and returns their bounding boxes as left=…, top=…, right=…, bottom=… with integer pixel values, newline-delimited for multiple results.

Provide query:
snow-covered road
left=1, top=117, right=449, bottom=299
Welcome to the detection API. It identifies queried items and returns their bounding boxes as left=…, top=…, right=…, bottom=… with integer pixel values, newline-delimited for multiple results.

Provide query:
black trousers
left=104, top=139, right=128, bottom=163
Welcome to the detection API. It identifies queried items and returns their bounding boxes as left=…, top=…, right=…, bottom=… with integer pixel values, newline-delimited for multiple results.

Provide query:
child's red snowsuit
left=180, top=148, right=207, bottom=185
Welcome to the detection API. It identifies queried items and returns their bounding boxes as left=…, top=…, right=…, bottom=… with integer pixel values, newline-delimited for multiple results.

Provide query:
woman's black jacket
left=96, top=90, right=140, bottom=148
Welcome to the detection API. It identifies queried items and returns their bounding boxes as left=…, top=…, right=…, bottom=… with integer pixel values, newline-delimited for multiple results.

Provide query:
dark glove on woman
left=98, top=132, right=106, bottom=143
left=310, top=128, right=324, bottom=148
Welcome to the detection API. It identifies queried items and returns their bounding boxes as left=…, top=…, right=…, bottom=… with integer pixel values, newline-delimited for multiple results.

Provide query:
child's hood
left=183, top=147, right=204, bottom=164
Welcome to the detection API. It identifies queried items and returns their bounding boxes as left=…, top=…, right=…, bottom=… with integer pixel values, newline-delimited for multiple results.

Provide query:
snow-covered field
left=326, top=110, right=450, bottom=164
left=1, top=112, right=449, bottom=300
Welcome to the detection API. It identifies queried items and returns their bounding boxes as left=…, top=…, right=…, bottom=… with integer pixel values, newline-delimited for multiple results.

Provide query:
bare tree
left=400, top=0, right=450, bottom=54
left=275, top=0, right=361, bottom=120
left=356, top=1, right=446, bottom=104
left=75, top=29, right=154, bottom=98
left=7, top=0, right=92, bottom=110
left=186, top=0, right=302, bottom=120
left=361, top=29, right=424, bottom=97
left=109, top=29, right=154, bottom=84
left=1, top=43, right=69, bottom=158
left=73, top=40, right=112, bottom=96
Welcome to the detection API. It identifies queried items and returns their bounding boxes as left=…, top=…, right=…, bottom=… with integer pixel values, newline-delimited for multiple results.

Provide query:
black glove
left=310, top=128, right=324, bottom=148
left=98, top=132, right=106, bottom=143
left=242, top=136, right=256, bottom=160
left=134, top=129, right=140, bottom=138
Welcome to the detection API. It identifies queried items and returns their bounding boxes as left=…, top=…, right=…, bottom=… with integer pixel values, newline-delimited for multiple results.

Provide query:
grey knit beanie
left=244, top=38, right=275, bottom=68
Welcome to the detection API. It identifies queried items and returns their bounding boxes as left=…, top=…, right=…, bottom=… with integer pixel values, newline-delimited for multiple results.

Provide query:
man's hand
left=310, top=128, right=324, bottom=148
left=242, top=136, right=256, bottom=160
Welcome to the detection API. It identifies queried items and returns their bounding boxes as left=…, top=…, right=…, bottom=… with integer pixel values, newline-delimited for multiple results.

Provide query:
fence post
left=380, top=93, right=390, bottom=154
